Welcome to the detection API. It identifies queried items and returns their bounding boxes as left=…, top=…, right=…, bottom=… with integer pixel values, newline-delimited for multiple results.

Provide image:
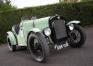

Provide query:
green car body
left=7, top=15, right=86, bottom=62
left=7, top=17, right=50, bottom=46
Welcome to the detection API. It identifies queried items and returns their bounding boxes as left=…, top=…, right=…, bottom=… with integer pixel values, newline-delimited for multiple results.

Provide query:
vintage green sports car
left=7, top=15, right=86, bottom=62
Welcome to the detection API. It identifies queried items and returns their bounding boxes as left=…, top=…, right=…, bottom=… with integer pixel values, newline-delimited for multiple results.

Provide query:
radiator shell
left=53, top=20, right=67, bottom=40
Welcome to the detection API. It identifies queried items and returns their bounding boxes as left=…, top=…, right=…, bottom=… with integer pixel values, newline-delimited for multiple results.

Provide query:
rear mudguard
left=7, top=31, right=17, bottom=45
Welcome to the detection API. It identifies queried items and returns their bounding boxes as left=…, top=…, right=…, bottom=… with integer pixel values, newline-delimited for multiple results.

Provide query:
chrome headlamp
left=43, top=28, right=51, bottom=36
left=69, top=24, right=74, bottom=30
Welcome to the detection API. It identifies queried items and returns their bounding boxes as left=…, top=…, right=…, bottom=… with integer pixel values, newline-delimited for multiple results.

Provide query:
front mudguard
left=27, top=28, right=41, bottom=42
left=7, top=31, right=17, bottom=45
left=67, top=20, right=80, bottom=30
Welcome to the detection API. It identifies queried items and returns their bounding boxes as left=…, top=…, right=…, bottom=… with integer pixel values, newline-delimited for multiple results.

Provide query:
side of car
left=7, top=16, right=86, bottom=63
left=7, top=17, right=49, bottom=47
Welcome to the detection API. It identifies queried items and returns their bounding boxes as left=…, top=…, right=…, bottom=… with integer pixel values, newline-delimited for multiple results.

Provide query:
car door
left=17, top=22, right=27, bottom=46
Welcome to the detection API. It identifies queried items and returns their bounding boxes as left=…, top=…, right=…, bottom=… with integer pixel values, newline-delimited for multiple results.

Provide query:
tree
left=82, top=0, right=93, bottom=2
left=0, top=0, right=3, bottom=4
left=0, top=0, right=16, bottom=12
left=59, top=0, right=81, bottom=3
left=65, top=0, right=81, bottom=3
left=59, top=0, right=63, bottom=2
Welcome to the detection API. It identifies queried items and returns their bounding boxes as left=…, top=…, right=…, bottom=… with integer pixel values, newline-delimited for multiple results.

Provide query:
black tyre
left=68, top=24, right=86, bottom=48
left=7, top=37, right=16, bottom=51
left=27, top=32, right=49, bottom=62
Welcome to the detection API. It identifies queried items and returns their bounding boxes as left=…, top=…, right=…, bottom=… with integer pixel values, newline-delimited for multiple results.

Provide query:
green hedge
left=0, top=1, right=93, bottom=43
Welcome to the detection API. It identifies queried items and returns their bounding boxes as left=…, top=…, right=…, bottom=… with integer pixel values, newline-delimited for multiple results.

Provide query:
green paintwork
left=7, top=31, right=17, bottom=45
left=7, top=16, right=50, bottom=46
left=34, top=17, right=49, bottom=30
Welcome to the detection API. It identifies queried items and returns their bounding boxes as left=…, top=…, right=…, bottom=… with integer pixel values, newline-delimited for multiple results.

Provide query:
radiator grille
left=53, top=20, right=67, bottom=40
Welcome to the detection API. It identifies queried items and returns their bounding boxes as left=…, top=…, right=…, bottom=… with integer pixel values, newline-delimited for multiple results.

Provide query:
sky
left=10, top=0, right=59, bottom=8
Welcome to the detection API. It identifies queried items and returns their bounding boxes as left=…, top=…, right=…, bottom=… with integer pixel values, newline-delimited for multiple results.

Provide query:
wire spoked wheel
left=28, top=33, right=49, bottom=62
left=70, top=29, right=81, bottom=44
left=30, top=37, right=44, bottom=61
left=68, top=24, right=86, bottom=48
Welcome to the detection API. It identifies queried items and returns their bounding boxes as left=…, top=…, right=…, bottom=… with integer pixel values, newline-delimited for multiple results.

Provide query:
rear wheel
left=68, top=24, right=86, bottom=48
left=7, top=37, right=16, bottom=51
left=27, top=33, right=49, bottom=62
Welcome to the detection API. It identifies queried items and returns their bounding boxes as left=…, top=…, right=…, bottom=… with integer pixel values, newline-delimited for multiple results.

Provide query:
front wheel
left=27, top=33, right=49, bottom=63
left=68, top=24, right=86, bottom=48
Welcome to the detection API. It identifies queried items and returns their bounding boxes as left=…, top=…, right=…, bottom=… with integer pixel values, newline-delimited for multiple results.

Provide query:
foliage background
left=0, top=1, right=93, bottom=43
left=82, top=0, right=93, bottom=2
left=0, top=0, right=16, bottom=12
